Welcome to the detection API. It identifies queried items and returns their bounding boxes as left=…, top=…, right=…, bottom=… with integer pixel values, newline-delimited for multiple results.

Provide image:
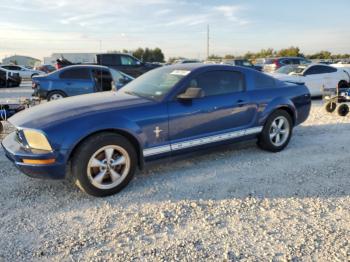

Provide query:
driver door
left=167, top=70, right=257, bottom=152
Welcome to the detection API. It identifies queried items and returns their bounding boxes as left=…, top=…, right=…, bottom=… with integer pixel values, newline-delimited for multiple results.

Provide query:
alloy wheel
left=269, top=116, right=290, bottom=147
left=87, top=145, right=131, bottom=190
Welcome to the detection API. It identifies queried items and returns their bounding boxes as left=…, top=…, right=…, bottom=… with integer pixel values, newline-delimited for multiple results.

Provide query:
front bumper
left=1, top=132, right=67, bottom=179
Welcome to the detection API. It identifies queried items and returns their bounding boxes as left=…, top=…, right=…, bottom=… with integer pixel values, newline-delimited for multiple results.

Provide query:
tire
left=71, top=132, right=137, bottom=197
left=258, top=109, right=293, bottom=152
left=47, top=91, right=66, bottom=101
left=324, top=101, right=337, bottom=113
left=0, top=122, right=3, bottom=133
left=337, top=103, right=349, bottom=117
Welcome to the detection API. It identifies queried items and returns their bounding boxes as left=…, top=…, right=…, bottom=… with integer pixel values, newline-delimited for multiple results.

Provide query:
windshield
left=121, top=66, right=190, bottom=101
left=276, top=65, right=305, bottom=75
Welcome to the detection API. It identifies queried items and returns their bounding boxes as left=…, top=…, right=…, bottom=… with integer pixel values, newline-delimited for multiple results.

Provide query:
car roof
left=163, top=63, right=246, bottom=71
left=61, top=64, right=110, bottom=70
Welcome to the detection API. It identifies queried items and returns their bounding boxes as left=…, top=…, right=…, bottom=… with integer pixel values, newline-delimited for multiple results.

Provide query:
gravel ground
left=0, top=85, right=349, bottom=261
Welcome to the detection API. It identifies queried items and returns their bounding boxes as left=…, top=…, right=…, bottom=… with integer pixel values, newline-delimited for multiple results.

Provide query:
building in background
left=43, top=53, right=97, bottom=65
left=1, top=55, right=41, bottom=67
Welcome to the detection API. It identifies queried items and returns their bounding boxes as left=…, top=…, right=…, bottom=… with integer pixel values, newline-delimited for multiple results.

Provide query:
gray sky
left=0, top=0, right=349, bottom=61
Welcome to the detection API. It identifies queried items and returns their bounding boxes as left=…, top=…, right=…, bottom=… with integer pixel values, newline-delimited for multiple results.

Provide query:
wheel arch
left=67, top=128, right=144, bottom=171
left=276, top=106, right=295, bottom=126
left=261, top=98, right=297, bottom=127
left=47, top=90, right=67, bottom=99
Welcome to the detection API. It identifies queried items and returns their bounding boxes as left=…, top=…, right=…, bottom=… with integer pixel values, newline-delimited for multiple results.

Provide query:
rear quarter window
left=254, top=73, right=276, bottom=89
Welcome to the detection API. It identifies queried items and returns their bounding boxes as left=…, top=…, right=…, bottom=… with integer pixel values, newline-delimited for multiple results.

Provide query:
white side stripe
left=143, top=145, right=172, bottom=157
left=143, top=126, right=263, bottom=157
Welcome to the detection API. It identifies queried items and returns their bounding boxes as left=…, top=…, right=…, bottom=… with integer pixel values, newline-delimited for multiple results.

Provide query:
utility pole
left=206, top=24, right=210, bottom=59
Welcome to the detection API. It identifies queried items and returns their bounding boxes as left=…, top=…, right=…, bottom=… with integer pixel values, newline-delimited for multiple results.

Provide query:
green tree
left=132, top=48, right=145, bottom=61
left=208, top=54, right=222, bottom=60
left=224, top=54, right=235, bottom=59
left=307, top=50, right=331, bottom=59
left=276, top=46, right=302, bottom=57
left=152, top=47, right=165, bottom=63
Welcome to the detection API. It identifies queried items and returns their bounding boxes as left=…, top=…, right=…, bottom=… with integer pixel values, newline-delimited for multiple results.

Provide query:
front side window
left=121, top=67, right=188, bottom=101
left=92, top=69, right=112, bottom=91
left=189, top=71, right=244, bottom=97
left=120, top=55, right=138, bottom=66
left=60, top=68, right=91, bottom=79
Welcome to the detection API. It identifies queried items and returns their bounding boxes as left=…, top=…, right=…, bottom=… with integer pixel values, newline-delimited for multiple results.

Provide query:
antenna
left=207, top=24, right=210, bottom=59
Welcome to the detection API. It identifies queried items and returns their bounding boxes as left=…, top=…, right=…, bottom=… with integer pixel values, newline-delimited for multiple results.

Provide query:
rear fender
left=259, top=97, right=297, bottom=127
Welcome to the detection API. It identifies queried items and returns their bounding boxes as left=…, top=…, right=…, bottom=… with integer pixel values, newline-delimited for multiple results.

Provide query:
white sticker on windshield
left=170, top=70, right=190, bottom=76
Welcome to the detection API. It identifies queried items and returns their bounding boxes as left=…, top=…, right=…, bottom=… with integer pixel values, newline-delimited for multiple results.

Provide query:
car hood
left=9, top=91, right=153, bottom=129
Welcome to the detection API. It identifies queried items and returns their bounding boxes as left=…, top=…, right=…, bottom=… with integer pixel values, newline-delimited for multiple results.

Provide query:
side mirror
left=177, top=87, right=204, bottom=100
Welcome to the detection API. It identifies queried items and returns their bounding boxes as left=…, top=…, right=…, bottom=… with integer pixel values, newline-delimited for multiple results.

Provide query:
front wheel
left=71, top=133, right=137, bottom=197
left=258, top=110, right=293, bottom=152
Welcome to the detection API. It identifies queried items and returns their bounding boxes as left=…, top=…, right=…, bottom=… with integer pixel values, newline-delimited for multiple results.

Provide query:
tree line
left=208, top=46, right=350, bottom=61
left=108, top=47, right=165, bottom=63
left=108, top=46, right=350, bottom=63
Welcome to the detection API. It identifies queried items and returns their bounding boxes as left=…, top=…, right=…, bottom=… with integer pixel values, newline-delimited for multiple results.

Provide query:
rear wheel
left=258, top=110, right=293, bottom=152
left=337, top=103, right=349, bottom=117
left=47, top=91, right=66, bottom=101
left=71, top=133, right=137, bottom=197
left=324, top=101, right=337, bottom=113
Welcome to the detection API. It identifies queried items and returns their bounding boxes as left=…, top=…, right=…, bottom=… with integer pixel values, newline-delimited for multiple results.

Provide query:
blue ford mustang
left=2, top=64, right=311, bottom=197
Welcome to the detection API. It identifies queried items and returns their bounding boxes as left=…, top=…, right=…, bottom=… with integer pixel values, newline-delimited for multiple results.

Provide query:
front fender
left=48, top=113, right=145, bottom=163
left=259, top=97, right=297, bottom=126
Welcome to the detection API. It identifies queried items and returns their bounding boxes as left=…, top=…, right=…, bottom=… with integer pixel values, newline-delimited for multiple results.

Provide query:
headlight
left=22, top=129, right=52, bottom=151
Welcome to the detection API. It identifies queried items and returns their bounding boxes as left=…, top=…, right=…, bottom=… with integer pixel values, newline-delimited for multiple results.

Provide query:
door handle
left=66, top=82, right=72, bottom=85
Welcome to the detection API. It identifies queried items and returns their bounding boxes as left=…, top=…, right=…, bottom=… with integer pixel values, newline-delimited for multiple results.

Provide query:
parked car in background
left=2, top=64, right=311, bottom=196
left=96, top=53, right=161, bottom=78
left=32, top=65, right=134, bottom=101
left=55, top=58, right=74, bottom=70
left=55, top=53, right=161, bottom=78
left=222, top=59, right=262, bottom=71
left=0, top=68, right=22, bottom=87
left=173, top=59, right=201, bottom=64
left=0, top=65, right=45, bottom=79
left=34, top=64, right=56, bottom=74
left=263, top=57, right=311, bottom=73
left=270, top=64, right=350, bottom=96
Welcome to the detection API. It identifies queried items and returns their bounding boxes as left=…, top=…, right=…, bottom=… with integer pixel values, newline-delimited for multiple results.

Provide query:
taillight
left=273, top=59, right=280, bottom=68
